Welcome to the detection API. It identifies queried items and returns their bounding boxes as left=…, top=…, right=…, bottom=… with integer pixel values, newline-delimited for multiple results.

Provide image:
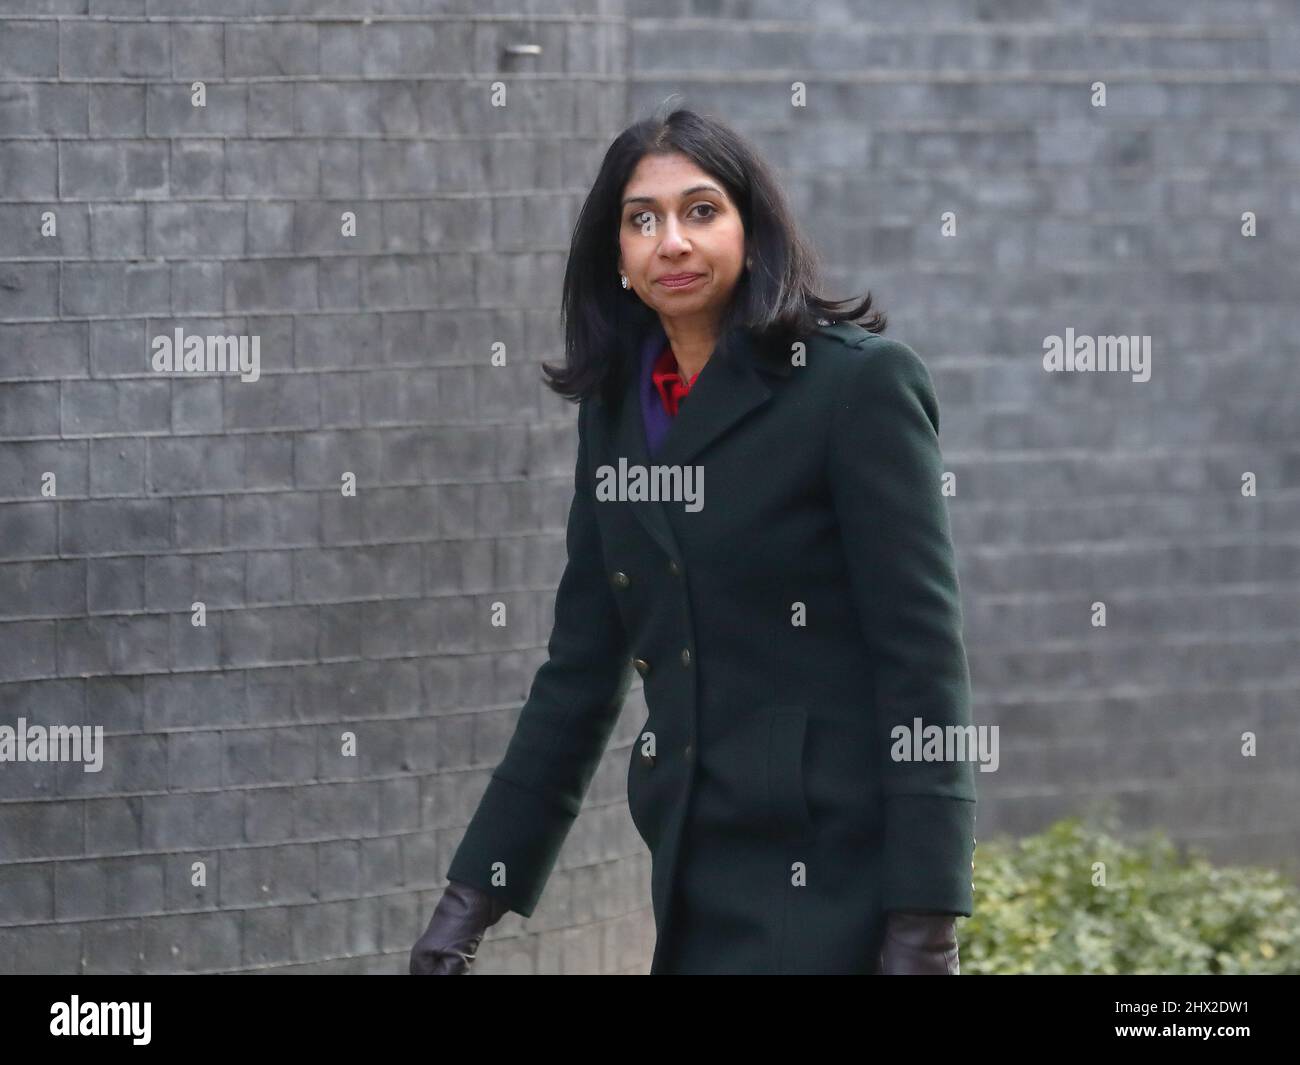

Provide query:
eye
left=690, top=202, right=718, bottom=220
left=629, top=210, right=654, bottom=228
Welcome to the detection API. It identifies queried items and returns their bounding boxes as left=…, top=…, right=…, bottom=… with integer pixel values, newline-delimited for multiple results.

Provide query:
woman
left=410, top=105, right=976, bottom=975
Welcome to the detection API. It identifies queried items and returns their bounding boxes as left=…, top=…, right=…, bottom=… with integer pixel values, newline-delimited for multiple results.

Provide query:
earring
left=746, top=256, right=753, bottom=270
left=620, top=273, right=629, bottom=289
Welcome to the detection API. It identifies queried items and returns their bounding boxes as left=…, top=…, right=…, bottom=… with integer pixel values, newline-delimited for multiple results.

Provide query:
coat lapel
left=600, top=319, right=793, bottom=563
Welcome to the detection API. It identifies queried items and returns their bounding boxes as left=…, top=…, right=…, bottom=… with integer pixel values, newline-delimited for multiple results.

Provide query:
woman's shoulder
left=809, top=323, right=941, bottom=440
left=808, top=319, right=929, bottom=388
left=812, top=318, right=873, bottom=350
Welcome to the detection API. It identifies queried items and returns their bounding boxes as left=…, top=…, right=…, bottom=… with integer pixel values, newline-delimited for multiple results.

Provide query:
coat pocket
left=766, top=706, right=815, bottom=841
left=626, top=718, right=660, bottom=848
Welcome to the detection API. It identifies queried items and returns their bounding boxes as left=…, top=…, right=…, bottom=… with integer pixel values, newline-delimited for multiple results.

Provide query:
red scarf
left=650, top=344, right=700, bottom=417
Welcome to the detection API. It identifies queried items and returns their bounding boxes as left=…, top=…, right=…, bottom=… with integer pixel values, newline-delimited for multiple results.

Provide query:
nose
left=658, top=214, right=690, bottom=255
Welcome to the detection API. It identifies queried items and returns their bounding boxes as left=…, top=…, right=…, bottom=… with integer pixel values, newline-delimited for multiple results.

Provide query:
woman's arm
left=827, top=338, right=978, bottom=917
left=444, top=399, right=634, bottom=918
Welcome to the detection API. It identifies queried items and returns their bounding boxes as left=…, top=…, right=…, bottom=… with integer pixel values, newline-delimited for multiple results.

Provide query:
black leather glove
left=409, top=880, right=510, bottom=975
left=876, top=910, right=960, bottom=974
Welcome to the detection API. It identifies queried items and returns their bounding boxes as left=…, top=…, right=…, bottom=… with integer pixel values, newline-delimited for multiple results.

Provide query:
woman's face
left=617, top=152, right=747, bottom=329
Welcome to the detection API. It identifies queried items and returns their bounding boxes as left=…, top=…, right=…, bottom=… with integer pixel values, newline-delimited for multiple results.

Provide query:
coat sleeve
left=827, top=338, right=977, bottom=917
left=445, top=398, right=634, bottom=918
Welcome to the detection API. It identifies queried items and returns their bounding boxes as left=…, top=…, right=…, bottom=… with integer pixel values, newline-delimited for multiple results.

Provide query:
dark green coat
left=446, top=319, right=977, bottom=974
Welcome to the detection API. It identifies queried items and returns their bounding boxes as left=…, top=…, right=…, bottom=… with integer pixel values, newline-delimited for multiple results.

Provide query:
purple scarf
left=637, top=319, right=673, bottom=457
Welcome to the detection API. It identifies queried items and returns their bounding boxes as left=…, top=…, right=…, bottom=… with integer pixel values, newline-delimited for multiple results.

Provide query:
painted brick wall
left=2, top=0, right=1299, bottom=975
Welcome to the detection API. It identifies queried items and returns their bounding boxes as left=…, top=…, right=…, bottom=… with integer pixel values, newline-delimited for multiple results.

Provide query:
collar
left=634, top=317, right=795, bottom=382
left=651, top=344, right=699, bottom=416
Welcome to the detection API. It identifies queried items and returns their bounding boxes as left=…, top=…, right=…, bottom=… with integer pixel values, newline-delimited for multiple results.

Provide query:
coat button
left=667, top=559, right=681, bottom=577
left=633, top=658, right=650, bottom=677
left=611, top=570, right=630, bottom=589
left=680, top=648, right=692, bottom=667
left=683, top=743, right=694, bottom=761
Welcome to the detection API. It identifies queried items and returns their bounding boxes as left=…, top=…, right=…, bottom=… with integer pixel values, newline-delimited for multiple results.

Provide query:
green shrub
left=961, top=811, right=1300, bottom=974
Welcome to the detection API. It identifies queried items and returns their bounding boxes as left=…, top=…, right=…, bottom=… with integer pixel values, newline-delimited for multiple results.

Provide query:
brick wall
left=2, top=0, right=1298, bottom=974
left=626, top=0, right=1300, bottom=864
left=0, top=1, right=643, bottom=975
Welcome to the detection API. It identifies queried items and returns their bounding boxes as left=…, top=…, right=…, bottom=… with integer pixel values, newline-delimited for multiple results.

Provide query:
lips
left=657, top=273, right=703, bottom=288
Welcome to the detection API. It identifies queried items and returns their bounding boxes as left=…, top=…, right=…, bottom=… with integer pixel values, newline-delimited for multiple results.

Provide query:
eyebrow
left=621, top=184, right=724, bottom=209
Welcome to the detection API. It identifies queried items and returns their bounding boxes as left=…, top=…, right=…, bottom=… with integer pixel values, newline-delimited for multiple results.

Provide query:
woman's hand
left=876, top=910, right=961, bottom=974
left=409, top=880, right=510, bottom=974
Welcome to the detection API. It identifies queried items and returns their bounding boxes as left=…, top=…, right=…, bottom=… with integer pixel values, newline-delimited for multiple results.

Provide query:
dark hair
left=544, top=102, right=887, bottom=406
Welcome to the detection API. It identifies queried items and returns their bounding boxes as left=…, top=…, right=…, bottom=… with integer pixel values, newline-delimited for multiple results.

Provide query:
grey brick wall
left=0, top=1, right=646, bottom=976
left=2, top=0, right=1299, bottom=975
left=627, top=0, right=1300, bottom=867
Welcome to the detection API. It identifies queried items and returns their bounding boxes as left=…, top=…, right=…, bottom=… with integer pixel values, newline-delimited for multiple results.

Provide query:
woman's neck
left=660, top=314, right=721, bottom=381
